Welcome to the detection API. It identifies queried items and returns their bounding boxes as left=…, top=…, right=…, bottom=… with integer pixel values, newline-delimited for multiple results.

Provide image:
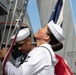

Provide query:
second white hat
left=11, top=28, right=30, bottom=42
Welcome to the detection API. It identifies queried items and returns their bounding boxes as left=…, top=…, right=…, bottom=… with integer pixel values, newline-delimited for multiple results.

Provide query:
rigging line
left=5, top=0, right=19, bottom=47
left=18, top=0, right=28, bottom=27
left=6, top=11, right=24, bottom=46
left=5, top=0, right=29, bottom=46
left=0, top=0, right=13, bottom=50
left=2, top=1, right=28, bottom=75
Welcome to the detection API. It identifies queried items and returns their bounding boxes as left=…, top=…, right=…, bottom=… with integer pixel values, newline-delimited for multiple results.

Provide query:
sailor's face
left=34, top=25, right=48, bottom=39
left=16, top=38, right=32, bottom=54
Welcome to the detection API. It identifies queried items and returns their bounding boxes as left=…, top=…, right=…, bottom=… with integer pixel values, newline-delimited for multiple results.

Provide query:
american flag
left=48, top=0, right=65, bottom=26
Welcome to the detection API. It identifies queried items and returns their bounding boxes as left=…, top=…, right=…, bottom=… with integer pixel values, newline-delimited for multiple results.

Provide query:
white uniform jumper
left=5, top=44, right=56, bottom=75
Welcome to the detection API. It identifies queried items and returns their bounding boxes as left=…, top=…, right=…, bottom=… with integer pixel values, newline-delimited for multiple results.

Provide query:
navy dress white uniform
left=5, top=44, right=56, bottom=75
left=5, top=21, right=65, bottom=75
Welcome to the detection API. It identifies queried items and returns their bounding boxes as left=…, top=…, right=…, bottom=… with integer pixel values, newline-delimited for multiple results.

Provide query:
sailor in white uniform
left=2, top=20, right=65, bottom=75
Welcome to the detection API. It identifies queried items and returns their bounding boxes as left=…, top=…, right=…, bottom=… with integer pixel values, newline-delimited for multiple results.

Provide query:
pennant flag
left=55, top=54, right=74, bottom=75
left=48, top=0, right=65, bottom=26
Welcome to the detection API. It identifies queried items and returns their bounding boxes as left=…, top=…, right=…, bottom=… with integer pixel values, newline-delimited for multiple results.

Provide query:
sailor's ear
left=44, top=35, right=50, bottom=41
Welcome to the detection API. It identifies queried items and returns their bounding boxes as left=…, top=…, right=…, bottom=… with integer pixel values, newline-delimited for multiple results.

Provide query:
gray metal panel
left=37, top=0, right=57, bottom=27
left=0, top=0, right=34, bottom=74
left=0, top=0, right=34, bottom=42
left=62, top=0, right=76, bottom=73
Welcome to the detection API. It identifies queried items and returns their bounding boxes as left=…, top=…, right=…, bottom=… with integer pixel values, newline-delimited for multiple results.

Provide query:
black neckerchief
left=18, top=55, right=27, bottom=67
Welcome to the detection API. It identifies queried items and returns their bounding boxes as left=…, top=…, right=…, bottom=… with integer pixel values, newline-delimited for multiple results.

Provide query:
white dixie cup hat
left=47, top=20, right=65, bottom=42
left=11, top=28, right=30, bottom=42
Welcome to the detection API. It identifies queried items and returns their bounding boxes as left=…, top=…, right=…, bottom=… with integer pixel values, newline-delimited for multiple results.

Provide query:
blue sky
left=27, top=0, right=41, bottom=33
left=71, top=0, right=76, bottom=23
left=70, top=0, right=76, bottom=32
left=27, top=0, right=76, bottom=33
